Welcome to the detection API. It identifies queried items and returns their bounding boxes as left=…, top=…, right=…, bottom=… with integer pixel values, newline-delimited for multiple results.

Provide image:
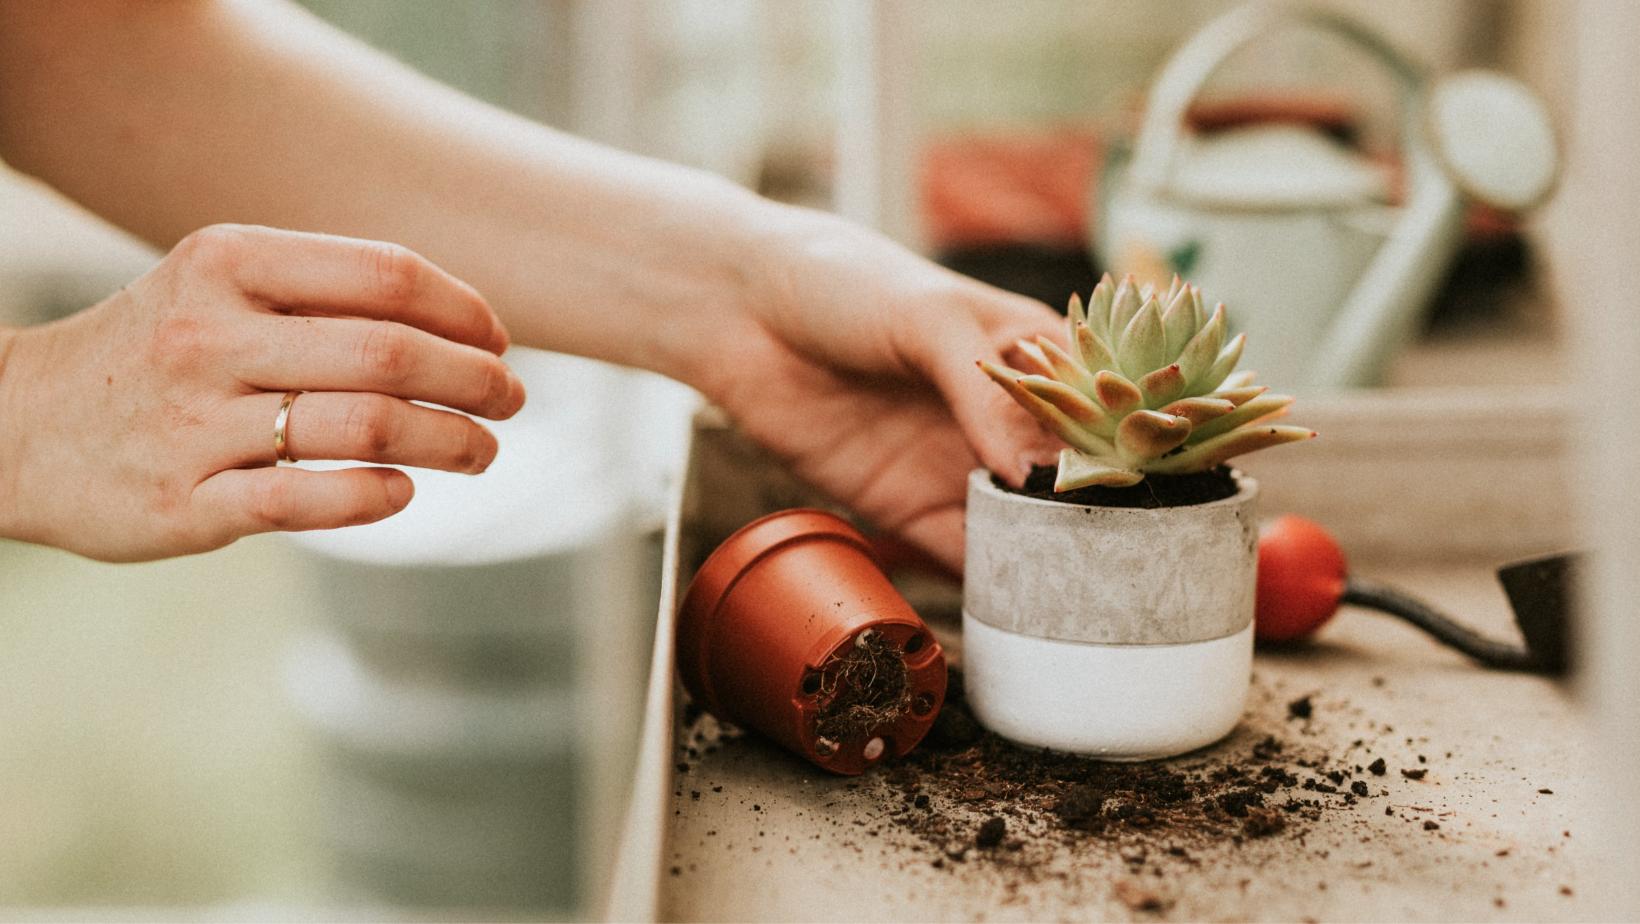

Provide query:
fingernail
left=386, top=471, right=415, bottom=509
left=507, top=376, right=527, bottom=414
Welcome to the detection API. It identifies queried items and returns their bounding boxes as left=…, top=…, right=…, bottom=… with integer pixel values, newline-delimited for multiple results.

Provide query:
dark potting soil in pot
left=995, top=463, right=1238, bottom=508
left=812, top=630, right=913, bottom=746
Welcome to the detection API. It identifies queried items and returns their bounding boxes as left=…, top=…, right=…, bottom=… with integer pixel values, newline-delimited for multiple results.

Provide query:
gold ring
left=274, top=390, right=302, bottom=463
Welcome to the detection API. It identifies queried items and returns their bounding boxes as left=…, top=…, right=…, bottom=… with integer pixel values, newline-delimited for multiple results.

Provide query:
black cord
left=1342, top=577, right=1541, bottom=673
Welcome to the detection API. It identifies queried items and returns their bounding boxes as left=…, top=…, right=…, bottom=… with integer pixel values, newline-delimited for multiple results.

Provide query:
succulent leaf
left=1160, top=287, right=1196, bottom=356
left=1206, top=384, right=1267, bottom=407
left=1161, top=396, right=1237, bottom=426
left=1109, top=275, right=1143, bottom=335
left=1175, top=304, right=1226, bottom=386
left=1190, top=286, right=1208, bottom=330
left=1034, top=336, right=1099, bottom=395
left=1163, top=274, right=1186, bottom=304
left=1055, top=448, right=1143, bottom=491
left=1093, top=369, right=1143, bottom=416
left=1138, top=363, right=1188, bottom=407
left=977, top=278, right=1314, bottom=490
left=978, top=361, right=1115, bottom=456
left=1194, top=331, right=1247, bottom=394
left=1148, top=425, right=1317, bottom=474
left=1013, top=339, right=1057, bottom=378
left=1116, top=410, right=1193, bottom=462
left=1085, top=274, right=1114, bottom=341
left=1020, top=375, right=1111, bottom=431
left=1074, top=322, right=1120, bottom=375
left=1118, top=297, right=1167, bottom=379
left=1185, top=394, right=1294, bottom=444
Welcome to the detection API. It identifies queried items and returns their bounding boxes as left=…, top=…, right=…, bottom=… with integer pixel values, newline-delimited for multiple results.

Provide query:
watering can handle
left=1127, top=4, right=1466, bottom=388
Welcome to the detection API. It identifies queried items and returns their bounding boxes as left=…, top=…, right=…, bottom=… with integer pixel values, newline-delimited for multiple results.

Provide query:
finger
left=918, top=304, right=1064, bottom=486
left=190, top=224, right=509, bottom=354
left=193, top=466, right=414, bottom=540
left=228, top=391, right=498, bottom=473
left=237, top=315, right=525, bottom=419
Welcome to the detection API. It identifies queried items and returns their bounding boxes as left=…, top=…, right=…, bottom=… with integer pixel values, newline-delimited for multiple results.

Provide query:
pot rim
left=968, top=467, right=1257, bottom=517
left=680, top=508, right=873, bottom=629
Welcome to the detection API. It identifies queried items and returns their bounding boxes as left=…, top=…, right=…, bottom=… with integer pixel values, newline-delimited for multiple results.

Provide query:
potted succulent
left=967, top=274, right=1314, bottom=759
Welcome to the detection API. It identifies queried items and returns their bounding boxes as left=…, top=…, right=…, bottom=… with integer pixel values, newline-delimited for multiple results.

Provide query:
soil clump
left=813, top=630, right=913, bottom=745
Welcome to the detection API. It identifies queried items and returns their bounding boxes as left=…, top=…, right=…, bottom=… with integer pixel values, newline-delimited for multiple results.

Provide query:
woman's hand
left=0, top=224, right=524, bottom=562
left=691, top=207, right=1065, bottom=574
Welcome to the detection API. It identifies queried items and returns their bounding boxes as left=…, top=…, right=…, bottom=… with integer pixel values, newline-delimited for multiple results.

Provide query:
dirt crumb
left=1243, top=807, right=1287, bottom=838
left=975, top=816, right=1007, bottom=849
left=1114, top=879, right=1170, bottom=912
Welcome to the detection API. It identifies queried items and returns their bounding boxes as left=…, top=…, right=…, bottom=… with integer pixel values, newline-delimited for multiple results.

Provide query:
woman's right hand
left=0, top=224, right=524, bottom=561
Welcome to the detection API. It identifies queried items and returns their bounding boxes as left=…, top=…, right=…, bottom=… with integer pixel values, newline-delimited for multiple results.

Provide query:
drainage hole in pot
left=800, top=671, right=822, bottom=696
left=863, top=737, right=886, bottom=761
left=912, top=691, right=936, bottom=717
left=904, top=634, right=925, bottom=655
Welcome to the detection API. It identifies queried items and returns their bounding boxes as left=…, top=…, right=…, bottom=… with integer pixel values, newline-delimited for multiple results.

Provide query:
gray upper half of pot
left=963, top=469, right=1259, bottom=646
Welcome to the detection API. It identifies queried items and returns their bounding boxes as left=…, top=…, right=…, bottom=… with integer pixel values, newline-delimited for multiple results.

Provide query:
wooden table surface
left=655, top=561, right=1591, bottom=923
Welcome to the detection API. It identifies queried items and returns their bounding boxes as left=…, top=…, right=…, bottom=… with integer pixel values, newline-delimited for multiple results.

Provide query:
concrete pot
left=962, top=469, right=1259, bottom=759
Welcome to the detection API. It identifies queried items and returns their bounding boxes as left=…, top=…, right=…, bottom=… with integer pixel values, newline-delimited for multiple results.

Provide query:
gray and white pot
left=962, top=469, right=1259, bottom=759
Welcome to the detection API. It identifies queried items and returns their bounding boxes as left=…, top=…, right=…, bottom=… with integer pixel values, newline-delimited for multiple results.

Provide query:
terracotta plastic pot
left=677, top=509, right=947, bottom=775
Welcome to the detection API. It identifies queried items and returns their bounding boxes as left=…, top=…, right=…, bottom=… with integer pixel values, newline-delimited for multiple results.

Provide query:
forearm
left=0, top=0, right=783, bottom=389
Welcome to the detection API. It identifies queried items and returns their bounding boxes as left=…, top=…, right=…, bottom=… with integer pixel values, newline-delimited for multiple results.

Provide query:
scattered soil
left=997, top=464, right=1239, bottom=509
left=664, top=666, right=1580, bottom=913
left=1288, top=695, right=1314, bottom=719
left=813, top=630, right=913, bottom=745
left=878, top=670, right=1381, bottom=876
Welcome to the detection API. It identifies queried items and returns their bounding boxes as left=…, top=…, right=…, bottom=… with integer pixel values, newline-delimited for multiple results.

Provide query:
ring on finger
left=274, top=389, right=304, bottom=463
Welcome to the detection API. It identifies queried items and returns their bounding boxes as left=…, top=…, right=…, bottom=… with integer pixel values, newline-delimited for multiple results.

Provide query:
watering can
left=1098, top=5, right=1558, bottom=388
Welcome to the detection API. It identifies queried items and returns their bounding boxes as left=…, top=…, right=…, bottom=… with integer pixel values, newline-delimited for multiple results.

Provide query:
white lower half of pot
left=962, top=612, right=1252, bottom=760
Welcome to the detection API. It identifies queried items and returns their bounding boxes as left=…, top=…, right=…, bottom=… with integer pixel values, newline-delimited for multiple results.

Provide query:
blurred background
left=0, top=0, right=1583, bottom=919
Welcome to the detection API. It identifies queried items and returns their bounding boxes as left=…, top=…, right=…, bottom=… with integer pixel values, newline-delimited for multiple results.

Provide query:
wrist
left=637, top=183, right=803, bottom=399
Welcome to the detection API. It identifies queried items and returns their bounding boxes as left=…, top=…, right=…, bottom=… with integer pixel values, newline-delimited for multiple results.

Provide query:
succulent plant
left=980, top=274, right=1315, bottom=491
